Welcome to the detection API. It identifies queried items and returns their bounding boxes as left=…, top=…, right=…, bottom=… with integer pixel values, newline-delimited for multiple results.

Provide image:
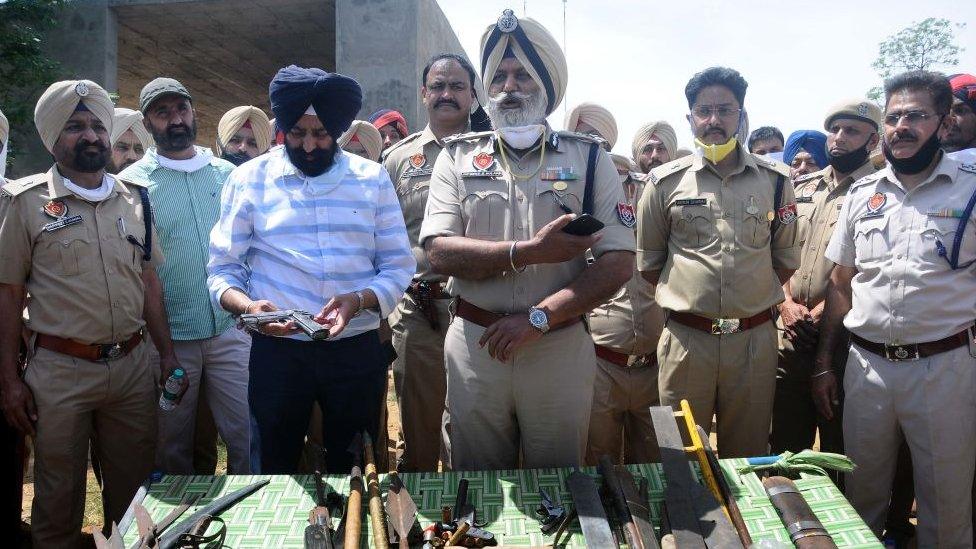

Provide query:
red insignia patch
left=409, top=153, right=426, bottom=169
left=42, top=200, right=67, bottom=219
left=777, top=202, right=798, bottom=224
left=617, top=202, right=637, bottom=228
left=473, top=152, right=494, bottom=171
left=867, top=192, right=886, bottom=213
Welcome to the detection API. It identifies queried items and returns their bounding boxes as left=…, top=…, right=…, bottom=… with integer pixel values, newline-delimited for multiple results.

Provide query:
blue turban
left=783, top=130, right=828, bottom=169
left=269, top=65, right=362, bottom=137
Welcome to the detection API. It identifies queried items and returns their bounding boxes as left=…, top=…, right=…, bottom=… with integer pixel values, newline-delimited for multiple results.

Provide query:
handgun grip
left=292, top=312, right=330, bottom=340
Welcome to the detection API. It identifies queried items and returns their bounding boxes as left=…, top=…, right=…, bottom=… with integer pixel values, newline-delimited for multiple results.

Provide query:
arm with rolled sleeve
left=365, top=168, right=415, bottom=317
left=771, top=180, right=801, bottom=271
left=636, top=178, right=669, bottom=283
left=206, top=170, right=253, bottom=307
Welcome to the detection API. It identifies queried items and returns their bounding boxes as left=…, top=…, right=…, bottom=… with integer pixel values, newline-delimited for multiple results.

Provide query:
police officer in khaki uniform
left=382, top=53, right=477, bottom=471
left=0, top=80, right=183, bottom=546
left=771, top=99, right=882, bottom=454
left=816, top=71, right=976, bottom=549
left=420, top=10, right=634, bottom=470
left=586, top=154, right=665, bottom=465
left=637, top=67, right=799, bottom=458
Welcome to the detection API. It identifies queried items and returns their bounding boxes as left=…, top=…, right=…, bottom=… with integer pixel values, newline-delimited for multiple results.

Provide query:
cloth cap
left=111, top=108, right=153, bottom=150
left=338, top=120, right=383, bottom=162
left=823, top=98, right=883, bottom=132
left=34, top=80, right=114, bottom=153
left=216, top=106, right=272, bottom=155
left=480, top=9, right=567, bottom=115
left=270, top=65, right=362, bottom=137
left=784, top=130, right=829, bottom=168
left=565, top=102, right=618, bottom=148
left=631, top=121, right=677, bottom=163
left=0, top=108, right=7, bottom=146
left=949, top=73, right=976, bottom=112
left=139, top=77, right=192, bottom=113
left=368, top=109, right=408, bottom=138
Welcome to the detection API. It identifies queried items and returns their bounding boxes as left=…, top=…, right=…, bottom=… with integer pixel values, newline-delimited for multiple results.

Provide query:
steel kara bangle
left=810, top=369, right=835, bottom=379
left=510, top=241, right=527, bottom=273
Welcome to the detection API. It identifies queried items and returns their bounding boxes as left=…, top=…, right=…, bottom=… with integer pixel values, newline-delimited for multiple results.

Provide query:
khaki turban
left=480, top=10, right=567, bottom=115
left=610, top=153, right=637, bottom=174
left=338, top=120, right=383, bottom=162
left=632, top=121, right=677, bottom=165
left=111, top=108, right=153, bottom=150
left=0, top=108, right=8, bottom=146
left=216, top=105, right=272, bottom=155
left=34, top=79, right=114, bottom=153
left=565, top=102, right=618, bottom=148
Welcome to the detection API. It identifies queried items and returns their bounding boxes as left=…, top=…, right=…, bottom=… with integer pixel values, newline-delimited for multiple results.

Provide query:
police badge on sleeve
left=617, top=202, right=637, bottom=228
left=776, top=202, right=798, bottom=225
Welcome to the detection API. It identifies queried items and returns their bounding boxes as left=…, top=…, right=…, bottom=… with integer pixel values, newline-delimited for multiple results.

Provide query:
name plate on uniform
left=42, top=215, right=83, bottom=232
left=461, top=170, right=503, bottom=178
left=675, top=198, right=707, bottom=206
left=796, top=196, right=814, bottom=203
left=403, top=167, right=434, bottom=179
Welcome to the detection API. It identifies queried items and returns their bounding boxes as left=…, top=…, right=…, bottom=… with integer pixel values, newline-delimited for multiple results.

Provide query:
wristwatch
left=528, top=307, right=550, bottom=333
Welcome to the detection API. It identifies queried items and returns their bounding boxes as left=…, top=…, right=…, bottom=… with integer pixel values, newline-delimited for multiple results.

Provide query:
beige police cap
left=824, top=98, right=882, bottom=132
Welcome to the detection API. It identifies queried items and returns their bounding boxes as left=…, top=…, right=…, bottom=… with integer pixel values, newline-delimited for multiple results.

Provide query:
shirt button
left=107, top=268, right=115, bottom=274
left=517, top=196, right=524, bottom=203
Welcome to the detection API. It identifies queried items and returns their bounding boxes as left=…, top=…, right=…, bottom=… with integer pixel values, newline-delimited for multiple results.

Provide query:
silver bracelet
left=509, top=241, right=527, bottom=273
left=353, top=290, right=365, bottom=317
left=810, top=369, right=835, bottom=379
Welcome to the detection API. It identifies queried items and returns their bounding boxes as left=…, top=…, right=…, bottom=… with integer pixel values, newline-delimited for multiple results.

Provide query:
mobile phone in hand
left=561, top=214, right=605, bottom=236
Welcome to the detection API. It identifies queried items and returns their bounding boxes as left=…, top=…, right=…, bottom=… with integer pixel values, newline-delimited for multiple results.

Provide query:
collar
left=878, top=151, right=955, bottom=193
left=488, top=124, right=559, bottom=156
left=688, top=144, right=756, bottom=178
left=827, top=161, right=877, bottom=193
left=47, top=166, right=128, bottom=199
left=419, top=125, right=440, bottom=147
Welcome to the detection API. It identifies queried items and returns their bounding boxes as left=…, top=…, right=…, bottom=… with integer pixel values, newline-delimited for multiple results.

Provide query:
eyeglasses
left=691, top=105, right=741, bottom=120
left=883, top=110, right=936, bottom=127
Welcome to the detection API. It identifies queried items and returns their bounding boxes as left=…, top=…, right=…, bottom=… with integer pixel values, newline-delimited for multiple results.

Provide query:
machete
left=566, top=470, right=616, bottom=548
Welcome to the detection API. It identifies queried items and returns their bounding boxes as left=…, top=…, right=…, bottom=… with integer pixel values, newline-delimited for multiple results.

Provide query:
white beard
left=486, top=91, right=547, bottom=129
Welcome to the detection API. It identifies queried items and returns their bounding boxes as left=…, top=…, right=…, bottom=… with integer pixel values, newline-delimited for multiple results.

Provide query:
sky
left=436, top=0, right=976, bottom=156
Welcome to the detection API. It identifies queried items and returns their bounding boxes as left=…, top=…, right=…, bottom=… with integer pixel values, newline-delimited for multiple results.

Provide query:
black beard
left=286, top=143, right=337, bottom=177
left=152, top=122, right=197, bottom=153
left=222, top=150, right=252, bottom=166
left=72, top=140, right=110, bottom=172
left=883, top=130, right=943, bottom=175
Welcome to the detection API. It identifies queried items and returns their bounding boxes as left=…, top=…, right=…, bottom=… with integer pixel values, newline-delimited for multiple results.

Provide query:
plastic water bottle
left=158, top=368, right=185, bottom=411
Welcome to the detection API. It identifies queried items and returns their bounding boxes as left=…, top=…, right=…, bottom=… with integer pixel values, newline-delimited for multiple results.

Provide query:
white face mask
left=496, top=124, right=545, bottom=149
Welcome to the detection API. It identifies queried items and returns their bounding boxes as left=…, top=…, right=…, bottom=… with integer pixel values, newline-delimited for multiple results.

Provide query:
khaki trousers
left=150, top=327, right=251, bottom=474
left=585, top=356, right=660, bottom=465
left=844, top=343, right=976, bottom=549
left=657, top=318, right=778, bottom=457
left=26, top=341, right=156, bottom=547
left=444, top=317, right=595, bottom=470
left=390, top=293, right=451, bottom=471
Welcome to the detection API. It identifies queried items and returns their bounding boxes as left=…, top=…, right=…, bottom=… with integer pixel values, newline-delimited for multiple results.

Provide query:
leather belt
left=36, top=330, right=144, bottom=362
left=851, top=329, right=971, bottom=362
left=453, top=297, right=580, bottom=332
left=594, top=343, right=656, bottom=368
left=669, top=309, right=773, bottom=335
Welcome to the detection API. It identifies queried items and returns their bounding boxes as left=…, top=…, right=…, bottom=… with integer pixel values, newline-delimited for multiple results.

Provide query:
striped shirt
left=207, top=146, right=414, bottom=340
left=119, top=147, right=236, bottom=340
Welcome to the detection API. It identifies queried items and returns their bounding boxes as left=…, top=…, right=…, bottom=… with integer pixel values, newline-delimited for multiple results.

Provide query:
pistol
left=239, top=310, right=330, bottom=340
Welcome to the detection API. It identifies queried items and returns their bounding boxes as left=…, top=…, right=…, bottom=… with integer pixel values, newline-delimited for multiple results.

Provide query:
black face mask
left=285, top=143, right=337, bottom=177
left=882, top=127, right=943, bottom=175
left=828, top=138, right=872, bottom=175
left=222, top=150, right=251, bottom=166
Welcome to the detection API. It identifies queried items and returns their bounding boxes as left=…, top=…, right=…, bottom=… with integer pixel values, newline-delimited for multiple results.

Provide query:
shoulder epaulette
left=647, top=155, right=694, bottom=185
left=849, top=170, right=884, bottom=190
left=382, top=131, right=423, bottom=158
left=1, top=174, right=46, bottom=198
left=442, top=130, right=493, bottom=147
left=116, top=175, right=149, bottom=188
left=554, top=130, right=604, bottom=145
left=792, top=168, right=825, bottom=184
left=751, top=153, right=790, bottom=177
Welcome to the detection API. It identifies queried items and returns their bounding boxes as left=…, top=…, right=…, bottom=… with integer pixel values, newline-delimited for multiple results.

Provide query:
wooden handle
left=446, top=521, right=470, bottom=546
left=343, top=469, right=363, bottom=549
left=364, top=432, right=388, bottom=549
left=763, top=476, right=838, bottom=549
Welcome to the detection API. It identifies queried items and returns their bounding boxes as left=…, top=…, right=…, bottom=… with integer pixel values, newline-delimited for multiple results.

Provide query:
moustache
left=434, top=99, right=460, bottom=109
left=890, top=133, right=917, bottom=145
left=495, top=92, right=532, bottom=107
left=166, top=124, right=191, bottom=136
left=705, top=127, right=727, bottom=137
left=75, top=140, right=107, bottom=154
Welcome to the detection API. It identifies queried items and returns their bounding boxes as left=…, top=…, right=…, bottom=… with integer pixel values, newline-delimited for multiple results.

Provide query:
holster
left=406, top=281, right=445, bottom=331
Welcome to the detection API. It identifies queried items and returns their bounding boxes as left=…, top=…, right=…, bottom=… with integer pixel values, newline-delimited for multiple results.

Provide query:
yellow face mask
left=695, top=136, right=738, bottom=163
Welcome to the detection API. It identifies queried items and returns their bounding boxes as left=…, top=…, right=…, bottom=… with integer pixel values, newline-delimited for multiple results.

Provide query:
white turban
left=338, top=120, right=383, bottom=162
left=565, top=102, right=618, bottom=148
left=480, top=9, right=567, bottom=116
left=632, top=121, right=677, bottom=165
left=111, top=108, right=152, bottom=150
left=216, top=105, right=272, bottom=155
left=34, top=80, right=114, bottom=153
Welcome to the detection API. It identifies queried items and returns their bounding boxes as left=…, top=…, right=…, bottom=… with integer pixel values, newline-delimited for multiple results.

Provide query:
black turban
left=269, top=65, right=362, bottom=137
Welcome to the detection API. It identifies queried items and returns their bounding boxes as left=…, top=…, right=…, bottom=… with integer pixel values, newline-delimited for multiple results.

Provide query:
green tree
left=0, top=0, right=66, bottom=162
left=867, top=17, right=966, bottom=103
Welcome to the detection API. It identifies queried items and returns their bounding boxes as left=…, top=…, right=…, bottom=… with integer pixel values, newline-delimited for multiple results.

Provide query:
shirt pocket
left=740, top=200, right=772, bottom=249
left=461, top=189, right=509, bottom=240
left=920, top=215, right=966, bottom=265
left=398, top=178, right=430, bottom=226
left=47, top=226, right=93, bottom=276
left=671, top=204, right=717, bottom=248
left=853, top=215, right=890, bottom=263
left=535, top=186, right=583, bottom=224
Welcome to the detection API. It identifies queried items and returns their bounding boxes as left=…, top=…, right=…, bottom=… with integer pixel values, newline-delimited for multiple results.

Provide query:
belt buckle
left=102, top=343, right=124, bottom=360
left=884, top=343, right=919, bottom=361
left=711, top=318, right=741, bottom=335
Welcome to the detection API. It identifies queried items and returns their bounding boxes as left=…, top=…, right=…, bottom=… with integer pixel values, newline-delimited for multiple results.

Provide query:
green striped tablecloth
left=124, top=460, right=881, bottom=548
